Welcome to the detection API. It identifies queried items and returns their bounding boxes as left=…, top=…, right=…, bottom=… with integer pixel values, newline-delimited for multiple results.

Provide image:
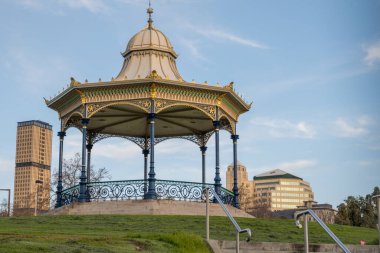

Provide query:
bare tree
left=52, top=152, right=111, bottom=190
left=249, top=200, right=274, bottom=218
left=49, top=153, right=111, bottom=208
left=13, top=181, right=51, bottom=216
left=238, top=183, right=253, bottom=212
left=0, top=198, right=8, bottom=217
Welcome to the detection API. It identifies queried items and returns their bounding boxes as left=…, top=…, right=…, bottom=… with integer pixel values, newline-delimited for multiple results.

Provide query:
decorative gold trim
left=87, top=103, right=104, bottom=115
left=216, top=94, right=226, bottom=106
left=76, top=90, right=86, bottom=103
left=88, top=101, right=150, bottom=118
left=151, top=83, right=157, bottom=98
left=156, top=102, right=214, bottom=120
left=146, top=70, right=162, bottom=79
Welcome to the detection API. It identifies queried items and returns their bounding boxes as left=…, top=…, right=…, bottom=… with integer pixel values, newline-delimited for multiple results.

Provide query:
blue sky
left=0, top=0, right=379, bottom=208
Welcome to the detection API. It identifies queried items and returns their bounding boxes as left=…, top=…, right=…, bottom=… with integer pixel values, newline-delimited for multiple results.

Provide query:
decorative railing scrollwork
left=60, top=179, right=234, bottom=206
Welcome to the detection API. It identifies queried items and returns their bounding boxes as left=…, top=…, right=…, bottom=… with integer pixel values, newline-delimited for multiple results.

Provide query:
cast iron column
left=86, top=142, right=93, bottom=183
left=200, top=146, right=207, bottom=187
left=231, top=134, right=240, bottom=208
left=145, top=113, right=157, bottom=199
left=213, top=120, right=221, bottom=198
left=55, top=131, right=66, bottom=208
left=79, top=118, right=89, bottom=202
left=86, top=141, right=93, bottom=202
left=143, top=149, right=149, bottom=193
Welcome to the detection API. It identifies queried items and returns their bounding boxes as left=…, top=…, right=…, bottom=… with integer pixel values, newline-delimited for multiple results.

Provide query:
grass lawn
left=0, top=215, right=377, bottom=253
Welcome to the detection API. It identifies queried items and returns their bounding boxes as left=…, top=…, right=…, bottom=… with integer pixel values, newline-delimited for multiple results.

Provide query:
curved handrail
left=204, top=186, right=252, bottom=253
left=294, top=209, right=351, bottom=253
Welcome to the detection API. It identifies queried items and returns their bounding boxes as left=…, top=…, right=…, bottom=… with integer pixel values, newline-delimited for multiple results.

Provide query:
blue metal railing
left=60, top=179, right=234, bottom=206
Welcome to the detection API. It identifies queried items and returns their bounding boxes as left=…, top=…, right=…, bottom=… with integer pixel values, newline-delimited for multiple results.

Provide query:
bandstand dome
left=115, top=22, right=182, bottom=81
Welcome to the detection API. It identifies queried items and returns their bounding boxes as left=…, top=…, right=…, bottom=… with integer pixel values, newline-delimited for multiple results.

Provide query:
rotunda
left=45, top=5, right=251, bottom=209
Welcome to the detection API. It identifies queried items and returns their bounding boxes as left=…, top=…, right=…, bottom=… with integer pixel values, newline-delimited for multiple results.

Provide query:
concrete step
left=47, top=199, right=254, bottom=218
left=211, top=240, right=379, bottom=253
left=221, top=251, right=334, bottom=253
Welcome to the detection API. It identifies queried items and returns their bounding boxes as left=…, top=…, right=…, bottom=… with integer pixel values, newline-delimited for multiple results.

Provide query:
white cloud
left=0, top=156, right=14, bottom=196
left=15, top=0, right=108, bottom=14
left=189, top=25, right=268, bottom=49
left=276, top=159, right=318, bottom=172
left=364, top=40, right=380, bottom=66
left=0, top=156, right=14, bottom=173
left=256, top=159, right=318, bottom=174
left=58, top=0, right=108, bottom=14
left=16, top=0, right=46, bottom=9
left=156, top=140, right=196, bottom=155
left=3, top=48, right=70, bottom=95
left=251, top=117, right=316, bottom=139
left=180, top=39, right=208, bottom=62
left=93, top=142, right=140, bottom=160
left=334, top=116, right=370, bottom=138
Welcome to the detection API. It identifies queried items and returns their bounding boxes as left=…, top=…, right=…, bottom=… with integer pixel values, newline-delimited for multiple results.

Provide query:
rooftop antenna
left=147, top=0, right=153, bottom=28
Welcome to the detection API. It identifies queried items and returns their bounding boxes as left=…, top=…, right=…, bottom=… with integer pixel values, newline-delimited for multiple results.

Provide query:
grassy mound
left=0, top=215, right=377, bottom=253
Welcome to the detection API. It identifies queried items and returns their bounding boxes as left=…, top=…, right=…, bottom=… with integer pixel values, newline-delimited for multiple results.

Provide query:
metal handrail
left=204, top=187, right=252, bottom=253
left=294, top=209, right=351, bottom=253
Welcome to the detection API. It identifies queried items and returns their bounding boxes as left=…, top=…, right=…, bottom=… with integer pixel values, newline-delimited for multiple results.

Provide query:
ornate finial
left=70, top=77, right=81, bottom=86
left=146, top=70, right=162, bottom=79
left=85, top=79, right=88, bottom=83
left=224, top=81, right=234, bottom=90
left=147, top=0, right=153, bottom=28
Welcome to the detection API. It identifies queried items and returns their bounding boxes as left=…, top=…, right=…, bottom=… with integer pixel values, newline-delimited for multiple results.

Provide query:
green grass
left=0, top=215, right=377, bottom=253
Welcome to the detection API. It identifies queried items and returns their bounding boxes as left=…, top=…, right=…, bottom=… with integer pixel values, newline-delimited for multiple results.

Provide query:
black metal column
left=86, top=142, right=93, bottom=183
left=231, top=134, right=240, bottom=208
left=200, top=146, right=207, bottom=187
left=145, top=113, right=157, bottom=199
left=143, top=149, right=149, bottom=193
left=79, top=118, right=89, bottom=202
left=213, top=120, right=221, bottom=197
left=86, top=140, right=93, bottom=202
left=55, top=131, right=66, bottom=208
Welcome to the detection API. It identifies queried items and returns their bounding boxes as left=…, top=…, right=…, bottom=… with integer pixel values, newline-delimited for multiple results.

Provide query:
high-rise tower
left=13, top=120, right=52, bottom=215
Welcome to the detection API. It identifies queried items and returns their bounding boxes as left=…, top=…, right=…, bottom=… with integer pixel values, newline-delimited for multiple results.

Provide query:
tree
left=249, top=200, right=274, bottom=218
left=238, top=183, right=253, bottom=212
left=335, top=203, right=350, bottom=225
left=52, top=152, right=111, bottom=190
left=335, top=186, right=378, bottom=228
left=0, top=198, right=8, bottom=217
left=50, top=153, right=111, bottom=207
left=346, top=196, right=361, bottom=226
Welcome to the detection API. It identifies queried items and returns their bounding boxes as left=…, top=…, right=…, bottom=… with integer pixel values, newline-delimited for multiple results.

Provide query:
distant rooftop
left=17, top=120, right=52, bottom=130
left=254, top=169, right=302, bottom=180
left=228, top=160, right=245, bottom=167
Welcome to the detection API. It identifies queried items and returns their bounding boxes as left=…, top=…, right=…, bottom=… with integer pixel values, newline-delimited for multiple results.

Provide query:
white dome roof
left=115, top=11, right=183, bottom=82
left=123, top=24, right=177, bottom=58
